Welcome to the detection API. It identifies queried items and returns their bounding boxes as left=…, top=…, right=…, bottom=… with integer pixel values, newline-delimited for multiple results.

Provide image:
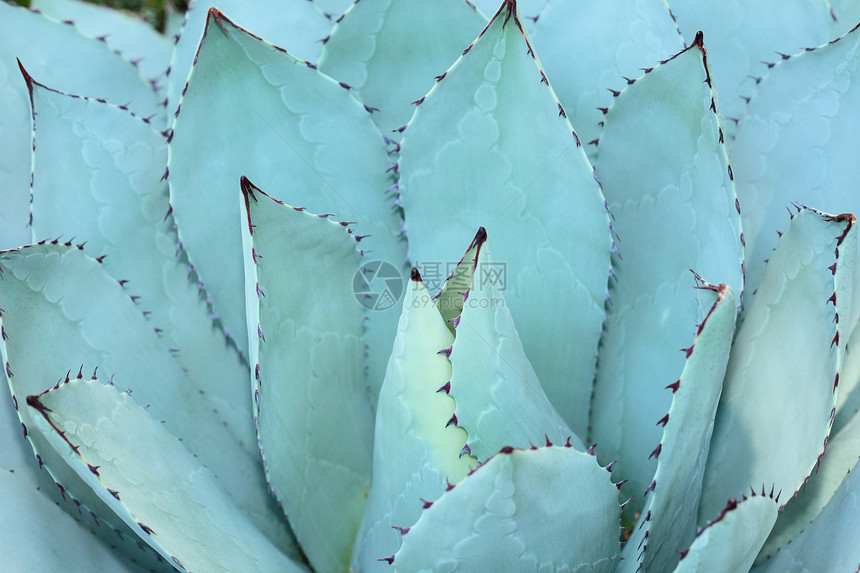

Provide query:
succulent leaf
left=166, top=0, right=332, bottom=121
left=669, top=0, right=833, bottom=140
left=620, top=281, right=737, bottom=572
left=470, top=0, right=547, bottom=24
left=732, top=22, right=860, bottom=311
left=169, top=10, right=404, bottom=399
left=0, top=1, right=161, bottom=250
left=351, top=268, right=476, bottom=572
left=399, top=0, right=613, bottom=437
left=0, top=241, right=297, bottom=560
left=591, top=34, right=743, bottom=516
left=29, top=0, right=173, bottom=87
left=26, top=378, right=305, bottom=572
left=699, top=207, right=854, bottom=520
left=393, top=445, right=621, bottom=572
left=0, top=465, right=152, bottom=572
left=240, top=179, right=375, bottom=573
left=319, top=0, right=487, bottom=135
left=752, top=459, right=860, bottom=573
left=756, top=406, right=860, bottom=564
left=444, top=229, right=585, bottom=459
left=27, top=79, right=256, bottom=454
left=830, top=0, right=860, bottom=37
left=674, top=494, right=779, bottom=573
left=531, top=0, right=684, bottom=162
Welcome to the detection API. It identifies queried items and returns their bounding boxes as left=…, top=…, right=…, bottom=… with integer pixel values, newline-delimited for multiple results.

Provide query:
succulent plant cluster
left=1, top=0, right=860, bottom=571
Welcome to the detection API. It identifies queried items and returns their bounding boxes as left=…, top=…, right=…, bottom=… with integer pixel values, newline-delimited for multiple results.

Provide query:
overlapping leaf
left=591, top=34, right=743, bottom=515
left=27, top=79, right=254, bottom=453
left=443, top=229, right=585, bottom=459
left=319, top=0, right=487, bottom=135
left=30, top=0, right=173, bottom=86
left=0, top=2, right=161, bottom=249
left=531, top=0, right=684, bottom=162
left=399, top=0, right=613, bottom=437
left=351, top=269, right=476, bottom=572
left=669, top=0, right=833, bottom=139
left=733, top=23, right=860, bottom=307
left=699, top=208, right=855, bottom=520
left=393, top=446, right=620, bottom=571
left=0, top=242, right=297, bottom=561
left=169, top=11, right=404, bottom=399
left=27, top=377, right=304, bottom=572
left=620, top=282, right=737, bottom=572
left=675, top=495, right=779, bottom=573
left=240, top=179, right=374, bottom=572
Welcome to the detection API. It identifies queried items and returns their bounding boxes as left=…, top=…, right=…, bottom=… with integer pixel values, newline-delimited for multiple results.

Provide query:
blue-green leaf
left=392, top=446, right=620, bottom=572
left=240, top=179, right=375, bottom=573
left=531, top=0, right=684, bottom=162
left=169, top=11, right=404, bottom=400
left=399, top=0, right=612, bottom=437
left=669, top=0, right=833, bottom=139
left=675, top=494, right=779, bottom=573
left=444, top=228, right=585, bottom=459
left=590, top=34, right=743, bottom=516
left=319, top=0, right=487, bottom=135
left=27, top=377, right=304, bottom=572
left=0, top=2, right=161, bottom=249
left=752, top=460, right=860, bottom=573
left=351, top=269, right=476, bottom=573
left=699, top=207, right=854, bottom=520
left=27, top=80, right=255, bottom=454
left=620, top=282, right=737, bottom=573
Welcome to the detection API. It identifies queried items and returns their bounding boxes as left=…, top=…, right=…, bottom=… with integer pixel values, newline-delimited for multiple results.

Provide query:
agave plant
left=1, top=0, right=859, bottom=571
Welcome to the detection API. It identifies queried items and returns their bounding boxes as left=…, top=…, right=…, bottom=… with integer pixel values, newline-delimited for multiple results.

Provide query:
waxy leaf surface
left=591, top=37, right=743, bottom=515
left=241, top=180, right=374, bottom=573
left=27, top=378, right=304, bottom=573
left=169, top=12, right=404, bottom=398
left=675, top=495, right=779, bottom=573
left=399, top=1, right=612, bottom=437
left=0, top=2, right=161, bottom=249
left=445, top=233, right=585, bottom=459
left=700, top=208, right=854, bottom=520
left=351, top=271, right=475, bottom=572
left=0, top=242, right=296, bottom=560
left=393, top=446, right=620, bottom=572
left=531, top=0, right=684, bottom=162
left=28, top=81, right=254, bottom=454
left=319, top=0, right=487, bottom=135
left=620, top=283, right=737, bottom=572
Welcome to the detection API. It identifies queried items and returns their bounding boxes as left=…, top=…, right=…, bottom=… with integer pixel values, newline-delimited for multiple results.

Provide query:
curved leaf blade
left=620, top=282, right=737, bottom=572
left=445, top=229, right=585, bottom=459
left=699, top=208, right=854, bottom=520
left=675, top=494, right=779, bottom=573
left=27, top=378, right=304, bottom=573
left=591, top=35, right=743, bottom=515
left=733, top=23, right=860, bottom=303
left=399, top=1, right=613, bottom=437
left=352, top=269, right=476, bottom=572
left=531, top=0, right=684, bottom=162
left=0, top=2, right=161, bottom=249
left=752, top=459, right=860, bottom=573
left=393, top=446, right=620, bottom=572
left=0, top=242, right=295, bottom=560
left=169, top=11, right=404, bottom=400
left=319, top=0, right=487, bottom=135
left=669, top=0, right=833, bottom=140
left=240, top=179, right=374, bottom=573
left=28, top=80, right=255, bottom=454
